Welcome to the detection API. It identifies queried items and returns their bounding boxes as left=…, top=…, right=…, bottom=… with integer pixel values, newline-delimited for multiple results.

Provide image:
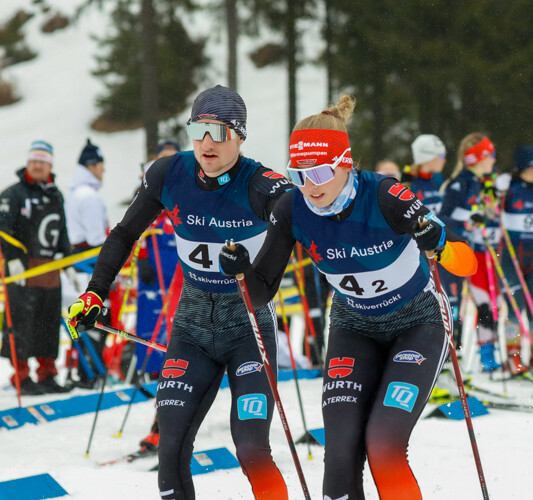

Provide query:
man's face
left=192, top=119, right=243, bottom=177
left=88, top=162, right=104, bottom=181
left=26, top=160, right=52, bottom=182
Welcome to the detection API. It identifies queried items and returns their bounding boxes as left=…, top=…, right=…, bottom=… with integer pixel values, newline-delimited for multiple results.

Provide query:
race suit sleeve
left=87, top=156, right=172, bottom=299
left=248, top=165, right=293, bottom=221
left=242, top=191, right=297, bottom=308
left=377, top=178, right=477, bottom=277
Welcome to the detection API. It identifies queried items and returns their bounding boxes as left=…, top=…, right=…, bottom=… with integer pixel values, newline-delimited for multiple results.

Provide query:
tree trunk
left=371, top=74, right=385, bottom=167
left=226, top=0, right=238, bottom=89
left=140, top=0, right=159, bottom=157
left=286, top=0, right=297, bottom=134
left=324, top=0, right=333, bottom=105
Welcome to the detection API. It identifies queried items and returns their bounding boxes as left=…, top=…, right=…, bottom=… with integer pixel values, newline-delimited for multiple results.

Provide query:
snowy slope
left=0, top=0, right=327, bottom=225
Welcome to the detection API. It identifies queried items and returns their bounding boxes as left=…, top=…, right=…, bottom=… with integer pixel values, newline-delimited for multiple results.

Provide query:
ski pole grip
left=417, top=216, right=436, bottom=260
left=224, top=239, right=245, bottom=280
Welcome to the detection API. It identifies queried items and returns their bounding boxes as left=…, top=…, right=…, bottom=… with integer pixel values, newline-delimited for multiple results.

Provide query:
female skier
left=440, top=133, right=502, bottom=371
left=219, top=94, right=477, bottom=499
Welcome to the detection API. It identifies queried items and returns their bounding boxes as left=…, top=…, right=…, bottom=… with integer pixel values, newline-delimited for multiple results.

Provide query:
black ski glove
left=139, top=258, right=156, bottom=286
left=469, top=210, right=486, bottom=225
left=412, top=217, right=446, bottom=255
left=219, top=242, right=250, bottom=276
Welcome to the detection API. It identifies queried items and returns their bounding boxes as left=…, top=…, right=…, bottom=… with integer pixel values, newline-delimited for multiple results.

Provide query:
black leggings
left=322, top=323, right=447, bottom=500
left=156, top=283, right=287, bottom=500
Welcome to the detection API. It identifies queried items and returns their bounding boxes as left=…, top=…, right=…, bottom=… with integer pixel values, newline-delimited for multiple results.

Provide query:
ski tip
left=113, top=431, right=122, bottom=438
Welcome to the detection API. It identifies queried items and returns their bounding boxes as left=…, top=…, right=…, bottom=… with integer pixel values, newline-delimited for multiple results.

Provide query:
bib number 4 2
left=339, top=275, right=388, bottom=296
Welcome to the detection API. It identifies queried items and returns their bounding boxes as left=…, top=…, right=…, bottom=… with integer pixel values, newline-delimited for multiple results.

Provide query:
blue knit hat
left=28, top=140, right=54, bottom=165
left=189, top=85, right=247, bottom=140
left=514, top=145, right=533, bottom=172
left=78, top=138, right=104, bottom=166
left=156, top=140, right=181, bottom=155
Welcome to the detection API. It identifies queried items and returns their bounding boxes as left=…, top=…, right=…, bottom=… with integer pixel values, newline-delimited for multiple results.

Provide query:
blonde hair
left=293, top=94, right=356, bottom=132
left=441, top=132, right=486, bottom=192
left=451, top=132, right=486, bottom=179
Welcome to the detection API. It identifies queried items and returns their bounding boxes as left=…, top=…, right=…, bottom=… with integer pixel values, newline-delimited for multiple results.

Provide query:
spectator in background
left=156, top=140, right=181, bottom=160
left=0, top=141, right=73, bottom=394
left=136, top=139, right=183, bottom=380
left=374, top=159, right=400, bottom=180
left=64, top=138, right=109, bottom=388
left=136, top=139, right=184, bottom=453
left=65, top=138, right=108, bottom=255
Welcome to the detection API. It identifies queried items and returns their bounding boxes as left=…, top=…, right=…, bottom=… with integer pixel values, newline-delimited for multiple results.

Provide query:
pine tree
left=91, top=0, right=208, bottom=156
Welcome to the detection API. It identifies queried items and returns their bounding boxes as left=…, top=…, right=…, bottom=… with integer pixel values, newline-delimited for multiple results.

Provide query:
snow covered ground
left=1, top=1, right=533, bottom=499
left=1, top=353, right=533, bottom=499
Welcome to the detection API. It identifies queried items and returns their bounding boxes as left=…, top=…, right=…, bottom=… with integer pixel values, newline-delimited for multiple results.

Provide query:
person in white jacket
left=65, top=138, right=108, bottom=253
left=64, top=138, right=109, bottom=387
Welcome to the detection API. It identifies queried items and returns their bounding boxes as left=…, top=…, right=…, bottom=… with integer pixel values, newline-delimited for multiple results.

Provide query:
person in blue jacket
left=499, top=144, right=533, bottom=375
left=219, top=94, right=477, bottom=500
left=440, top=133, right=502, bottom=371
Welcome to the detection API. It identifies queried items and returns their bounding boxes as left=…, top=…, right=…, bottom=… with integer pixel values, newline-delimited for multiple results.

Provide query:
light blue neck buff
left=304, top=169, right=358, bottom=217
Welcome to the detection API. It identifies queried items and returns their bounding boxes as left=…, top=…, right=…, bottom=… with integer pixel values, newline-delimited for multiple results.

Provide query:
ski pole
left=0, top=243, right=21, bottom=407
left=94, top=322, right=168, bottom=352
left=277, top=291, right=313, bottom=460
left=115, top=267, right=180, bottom=437
left=150, top=232, right=172, bottom=339
left=116, top=239, right=143, bottom=327
left=499, top=216, right=533, bottom=333
left=419, top=217, right=490, bottom=499
left=484, top=248, right=499, bottom=322
left=227, top=241, right=311, bottom=500
left=291, top=247, right=323, bottom=370
left=81, top=318, right=167, bottom=457
left=480, top=226, right=531, bottom=344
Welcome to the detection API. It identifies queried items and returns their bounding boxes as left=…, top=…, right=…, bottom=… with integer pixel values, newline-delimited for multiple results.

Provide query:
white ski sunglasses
left=287, top=148, right=351, bottom=187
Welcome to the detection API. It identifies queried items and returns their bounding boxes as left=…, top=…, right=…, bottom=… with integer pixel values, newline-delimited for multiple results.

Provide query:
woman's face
left=472, top=156, right=495, bottom=176
left=423, top=156, right=446, bottom=174
left=297, top=165, right=351, bottom=207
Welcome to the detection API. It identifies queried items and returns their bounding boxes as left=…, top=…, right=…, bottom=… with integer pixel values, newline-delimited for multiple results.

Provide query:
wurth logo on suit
left=323, top=357, right=362, bottom=407
left=158, top=359, right=194, bottom=393
left=327, top=357, right=355, bottom=378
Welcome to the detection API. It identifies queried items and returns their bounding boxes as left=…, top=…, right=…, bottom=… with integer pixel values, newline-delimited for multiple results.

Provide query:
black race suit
left=240, top=172, right=468, bottom=499
left=87, top=152, right=291, bottom=500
